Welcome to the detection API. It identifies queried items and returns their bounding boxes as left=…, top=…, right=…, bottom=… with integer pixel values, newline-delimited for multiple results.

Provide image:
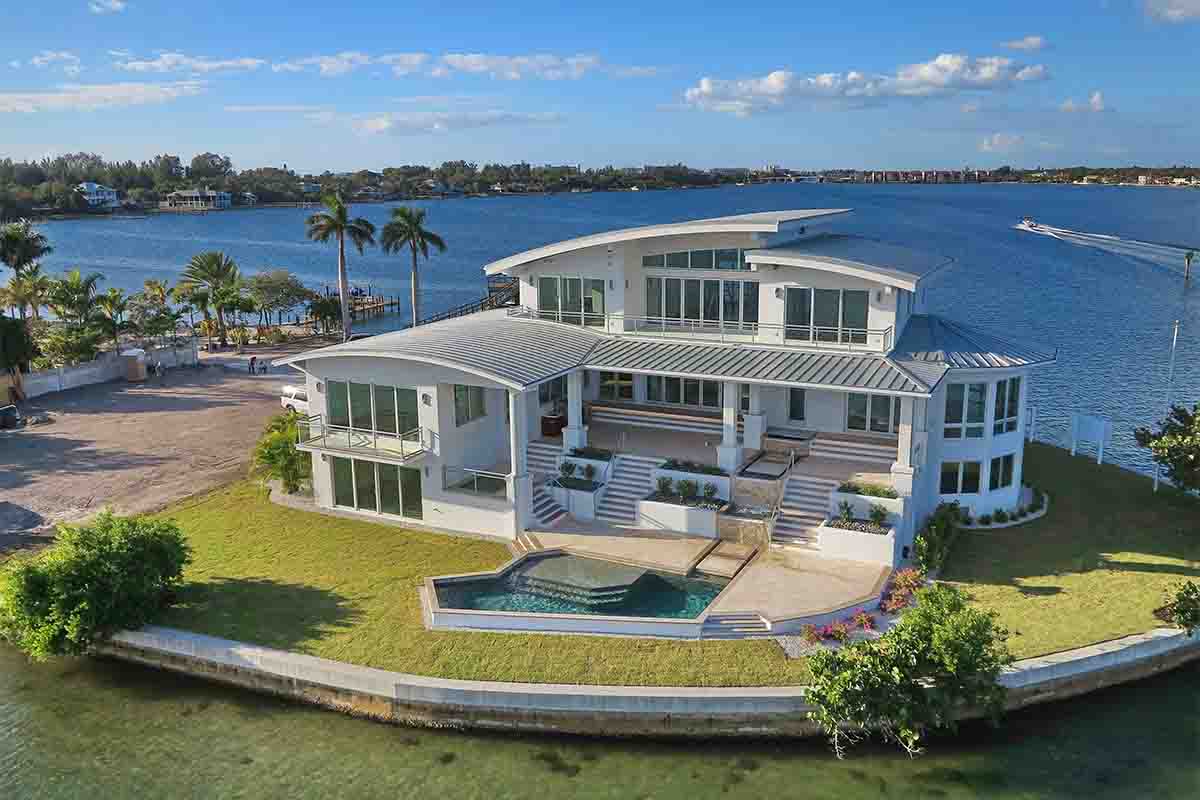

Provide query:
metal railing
left=443, top=465, right=510, bottom=498
left=508, top=306, right=893, bottom=352
left=397, top=276, right=519, bottom=332
left=297, top=414, right=426, bottom=460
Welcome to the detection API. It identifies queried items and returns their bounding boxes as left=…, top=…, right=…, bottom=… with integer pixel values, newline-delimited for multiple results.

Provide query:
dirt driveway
left=1, top=363, right=284, bottom=552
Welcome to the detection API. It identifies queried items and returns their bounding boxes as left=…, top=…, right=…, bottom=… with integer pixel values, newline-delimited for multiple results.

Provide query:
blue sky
left=3, top=1, right=1199, bottom=171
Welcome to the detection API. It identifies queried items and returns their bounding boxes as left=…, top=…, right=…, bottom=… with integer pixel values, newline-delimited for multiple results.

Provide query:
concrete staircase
left=809, top=434, right=896, bottom=468
left=700, top=612, right=771, bottom=639
left=526, top=441, right=561, bottom=478
left=772, top=474, right=840, bottom=550
left=594, top=455, right=659, bottom=526
left=531, top=484, right=567, bottom=528
left=511, top=530, right=543, bottom=555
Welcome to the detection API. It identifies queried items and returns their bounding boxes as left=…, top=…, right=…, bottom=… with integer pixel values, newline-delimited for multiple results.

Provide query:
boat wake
left=1014, top=219, right=1197, bottom=273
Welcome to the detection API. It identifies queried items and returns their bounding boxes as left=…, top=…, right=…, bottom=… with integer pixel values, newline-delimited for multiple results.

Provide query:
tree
left=252, top=412, right=311, bottom=493
left=95, top=288, right=129, bottom=350
left=0, top=313, right=36, bottom=376
left=307, top=295, right=341, bottom=335
left=188, top=152, right=233, bottom=182
left=305, top=192, right=376, bottom=342
left=248, top=269, right=314, bottom=325
left=12, top=265, right=52, bottom=320
left=381, top=205, right=446, bottom=326
left=0, top=219, right=53, bottom=277
left=806, top=584, right=1012, bottom=758
left=181, top=252, right=240, bottom=346
left=1136, top=403, right=1200, bottom=493
left=47, top=269, right=103, bottom=328
left=142, top=278, right=172, bottom=306
left=0, top=512, right=191, bottom=661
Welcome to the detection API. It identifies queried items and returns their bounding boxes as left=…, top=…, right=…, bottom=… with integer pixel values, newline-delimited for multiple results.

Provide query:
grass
left=941, top=442, right=1200, bottom=659
left=155, top=481, right=810, bottom=686
left=150, top=442, right=1198, bottom=685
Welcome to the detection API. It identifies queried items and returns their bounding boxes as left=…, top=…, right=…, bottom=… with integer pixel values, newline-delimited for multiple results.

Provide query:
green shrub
left=702, top=482, right=718, bottom=500
left=569, top=446, right=613, bottom=461
left=655, top=476, right=673, bottom=495
left=837, top=481, right=899, bottom=499
left=660, top=459, right=727, bottom=477
left=978, top=513, right=993, bottom=526
left=1029, top=489, right=1045, bottom=511
left=994, top=509, right=1009, bottom=524
left=868, top=504, right=889, bottom=528
left=1166, top=580, right=1200, bottom=634
left=838, top=500, right=855, bottom=523
left=913, top=502, right=961, bottom=574
left=559, top=461, right=577, bottom=478
left=0, top=513, right=192, bottom=661
left=252, top=412, right=312, bottom=494
left=676, top=479, right=698, bottom=498
left=807, top=584, right=1012, bottom=758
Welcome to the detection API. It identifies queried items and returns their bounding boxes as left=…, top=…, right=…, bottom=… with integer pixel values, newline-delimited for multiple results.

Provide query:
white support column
left=562, top=370, right=588, bottom=451
left=742, top=383, right=765, bottom=451
left=890, top=395, right=916, bottom=497
left=717, top=381, right=741, bottom=474
left=508, top=389, right=532, bottom=535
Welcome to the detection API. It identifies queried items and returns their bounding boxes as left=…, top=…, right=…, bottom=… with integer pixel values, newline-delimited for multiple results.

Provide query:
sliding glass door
left=330, top=457, right=423, bottom=520
left=813, top=289, right=841, bottom=342
left=785, top=288, right=812, bottom=340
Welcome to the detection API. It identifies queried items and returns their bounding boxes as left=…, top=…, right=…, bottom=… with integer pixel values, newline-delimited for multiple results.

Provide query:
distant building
left=1138, top=175, right=1150, bottom=186
left=353, top=186, right=386, bottom=201
left=299, top=182, right=323, bottom=195
left=239, top=192, right=258, bottom=205
left=76, top=182, right=119, bottom=209
left=1171, top=177, right=1190, bottom=186
left=161, top=188, right=232, bottom=210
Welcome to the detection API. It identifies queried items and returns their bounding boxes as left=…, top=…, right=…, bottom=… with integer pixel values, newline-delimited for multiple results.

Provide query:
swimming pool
left=433, top=553, right=728, bottom=620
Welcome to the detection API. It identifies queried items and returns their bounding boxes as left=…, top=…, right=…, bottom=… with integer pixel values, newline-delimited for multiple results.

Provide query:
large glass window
left=665, top=376, right=682, bottom=404
left=561, top=277, right=583, bottom=325
left=684, top=279, right=702, bottom=321
left=690, top=249, right=714, bottom=269
left=598, top=372, right=633, bottom=401
left=848, top=392, right=899, bottom=433
left=989, top=454, right=1015, bottom=490
left=396, top=388, right=418, bottom=432
left=537, top=276, right=559, bottom=321
left=841, top=290, right=869, bottom=344
left=645, top=276, right=663, bottom=322
left=641, top=253, right=665, bottom=268
left=789, top=388, right=806, bottom=422
left=940, top=461, right=981, bottom=494
left=331, top=456, right=354, bottom=507
left=353, top=458, right=377, bottom=511
left=683, top=378, right=701, bottom=407
left=399, top=467, right=423, bottom=518
left=722, top=281, right=741, bottom=327
left=349, top=382, right=373, bottom=429
left=703, top=279, right=721, bottom=324
left=583, top=279, right=605, bottom=326
left=454, top=385, right=486, bottom=426
left=327, top=380, right=349, bottom=427
left=740, top=384, right=751, bottom=413
left=647, top=277, right=757, bottom=328
left=813, top=289, right=841, bottom=342
left=666, top=251, right=689, bottom=269
left=374, top=385, right=397, bottom=434
left=537, top=275, right=602, bottom=324
left=646, top=375, right=663, bottom=402
left=785, top=288, right=812, bottom=340
left=665, top=278, right=682, bottom=319
left=538, top=375, right=566, bottom=407
left=715, top=249, right=739, bottom=270
left=701, top=381, right=720, bottom=408
left=742, top=282, right=759, bottom=326
left=994, top=377, right=1021, bottom=434
left=945, top=382, right=986, bottom=438
left=648, top=377, right=723, bottom=410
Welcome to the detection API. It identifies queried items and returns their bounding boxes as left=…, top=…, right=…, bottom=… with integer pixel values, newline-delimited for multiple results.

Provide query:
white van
left=280, top=385, right=309, bottom=414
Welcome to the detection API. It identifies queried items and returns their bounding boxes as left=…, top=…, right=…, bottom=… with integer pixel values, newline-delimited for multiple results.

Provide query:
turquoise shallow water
left=39, top=183, right=1200, bottom=474
left=435, top=554, right=727, bottom=618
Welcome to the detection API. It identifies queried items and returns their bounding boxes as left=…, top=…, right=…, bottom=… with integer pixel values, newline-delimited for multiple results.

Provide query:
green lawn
left=942, top=442, right=1200, bottom=658
left=153, top=443, right=1198, bottom=686
left=156, top=481, right=810, bottom=686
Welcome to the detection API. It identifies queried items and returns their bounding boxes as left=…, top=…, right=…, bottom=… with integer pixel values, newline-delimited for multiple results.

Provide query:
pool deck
left=530, top=528, right=720, bottom=575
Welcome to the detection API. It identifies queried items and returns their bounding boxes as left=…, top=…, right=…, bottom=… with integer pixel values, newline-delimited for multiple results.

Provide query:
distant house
left=76, top=182, right=119, bottom=209
left=1138, top=175, right=1150, bottom=186
left=353, top=186, right=386, bottom=201
left=161, top=188, right=232, bottom=210
left=299, top=182, right=323, bottom=195
left=239, top=192, right=258, bottom=205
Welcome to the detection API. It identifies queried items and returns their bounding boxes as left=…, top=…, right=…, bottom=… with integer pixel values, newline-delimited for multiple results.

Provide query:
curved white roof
left=745, top=233, right=954, bottom=291
left=483, top=209, right=853, bottom=275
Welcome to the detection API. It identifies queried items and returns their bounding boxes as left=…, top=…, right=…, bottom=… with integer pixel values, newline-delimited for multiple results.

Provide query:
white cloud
left=107, top=49, right=132, bottom=58
left=684, top=53, right=1050, bottom=116
left=116, top=52, right=265, bottom=74
left=88, top=0, right=127, bottom=13
left=437, top=53, right=600, bottom=80
left=223, top=104, right=325, bottom=113
left=979, top=132, right=1023, bottom=153
left=1060, top=90, right=1108, bottom=112
left=376, top=53, right=429, bottom=76
left=351, top=109, right=563, bottom=135
left=1001, top=35, right=1046, bottom=51
left=271, top=51, right=372, bottom=77
left=1144, top=1, right=1200, bottom=21
left=0, top=81, right=204, bottom=113
left=30, top=51, right=82, bottom=77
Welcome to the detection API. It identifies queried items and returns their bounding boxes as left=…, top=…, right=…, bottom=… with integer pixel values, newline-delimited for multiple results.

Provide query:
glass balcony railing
left=297, top=416, right=426, bottom=461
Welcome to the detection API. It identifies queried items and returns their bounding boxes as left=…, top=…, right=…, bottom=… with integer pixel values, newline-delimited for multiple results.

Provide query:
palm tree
left=0, top=219, right=53, bottom=277
left=181, top=252, right=240, bottom=346
left=143, top=278, right=172, bottom=306
left=18, top=265, right=52, bottom=320
left=47, top=269, right=103, bottom=328
left=381, top=206, right=446, bottom=327
left=95, top=287, right=129, bottom=350
left=305, top=192, right=376, bottom=341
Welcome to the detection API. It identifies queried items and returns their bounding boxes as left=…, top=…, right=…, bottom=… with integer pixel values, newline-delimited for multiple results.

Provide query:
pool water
left=435, top=554, right=727, bottom=619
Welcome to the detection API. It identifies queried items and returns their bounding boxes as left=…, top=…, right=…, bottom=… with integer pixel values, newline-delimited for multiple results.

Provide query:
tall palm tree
left=48, top=269, right=103, bottom=328
left=381, top=206, right=446, bottom=327
left=305, top=191, right=376, bottom=341
left=0, top=219, right=53, bottom=277
left=95, top=287, right=129, bottom=351
left=181, top=251, right=240, bottom=346
left=17, top=265, right=52, bottom=320
left=143, top=278, right=172, bottom=306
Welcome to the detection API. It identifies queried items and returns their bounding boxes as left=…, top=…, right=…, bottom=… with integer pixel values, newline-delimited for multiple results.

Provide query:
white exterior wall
left=296, top=355, right=521, bottom=539
left=760, top=386, right=847, bottom=433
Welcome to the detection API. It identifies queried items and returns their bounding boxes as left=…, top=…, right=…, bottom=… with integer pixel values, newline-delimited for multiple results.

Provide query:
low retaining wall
left=21, top=341, right=199, bottom=398
left=95, top=625, right=1200, bottom=738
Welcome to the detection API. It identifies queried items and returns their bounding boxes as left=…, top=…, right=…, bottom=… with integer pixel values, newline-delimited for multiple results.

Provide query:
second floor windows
left=784, top=287, right=870, bottom=343
left=994, top=377, right=1021, bottom=434
left=537, top=276, right=605, bottom=326
left=642, top=248, right=749, bottom=271
left=454, top=385, right=487, bottom=426
left=326, top=380, right=418, bottom=434
left=644, top=277, right=758, bottom=327
left=945, top=382, right=986, bottom=439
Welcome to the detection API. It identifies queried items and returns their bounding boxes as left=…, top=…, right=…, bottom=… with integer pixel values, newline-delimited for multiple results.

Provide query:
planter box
left=829, top=491, right=905, bottom=530
left=637, top=499, right=719, bottom=538
left=817, top=520, right=898, bottom=567
left=549, top=483, right=600, bottom=521
left=652, top=468, right=731, bottom=501
left=560, top=455, right=612, bottom=483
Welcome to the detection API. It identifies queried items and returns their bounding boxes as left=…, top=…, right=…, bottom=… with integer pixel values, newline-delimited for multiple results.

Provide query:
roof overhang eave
left=745, top=252, right=920, bottom=292
left=272, top=349, right=530, bottom=391
left=579, top=362, right=931, bottom=398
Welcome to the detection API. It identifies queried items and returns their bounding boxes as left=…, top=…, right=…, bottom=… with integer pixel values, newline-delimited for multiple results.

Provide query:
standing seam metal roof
left=890, top=315, right=1057, bottom=371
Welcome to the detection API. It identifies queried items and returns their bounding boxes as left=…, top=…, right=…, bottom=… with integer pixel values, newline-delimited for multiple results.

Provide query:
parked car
left=280, top=385, right=309, bottom=414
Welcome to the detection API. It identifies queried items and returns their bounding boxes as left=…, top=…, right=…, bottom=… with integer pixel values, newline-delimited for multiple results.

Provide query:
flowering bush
left=825, top=620, right=852, bottom=643
left=851, top=610, right=876, bottom=631
left=881, top=588, right=913, bottom=614
left=802, top=623, right=822, bottom=645
left=891, top=567, right=926, bottom=594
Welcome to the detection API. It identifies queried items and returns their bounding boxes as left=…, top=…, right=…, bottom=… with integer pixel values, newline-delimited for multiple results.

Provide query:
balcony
left=297, top=415, right=426, bottom=463
left=507, top=306, right=892, bottom=352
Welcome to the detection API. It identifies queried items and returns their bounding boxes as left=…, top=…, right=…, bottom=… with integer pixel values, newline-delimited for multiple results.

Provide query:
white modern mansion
left=160, top=188, right=233, bottom=210
left=76, top=182, right=119, bottom=209
left=279, top=210, right=1055, bottom=563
